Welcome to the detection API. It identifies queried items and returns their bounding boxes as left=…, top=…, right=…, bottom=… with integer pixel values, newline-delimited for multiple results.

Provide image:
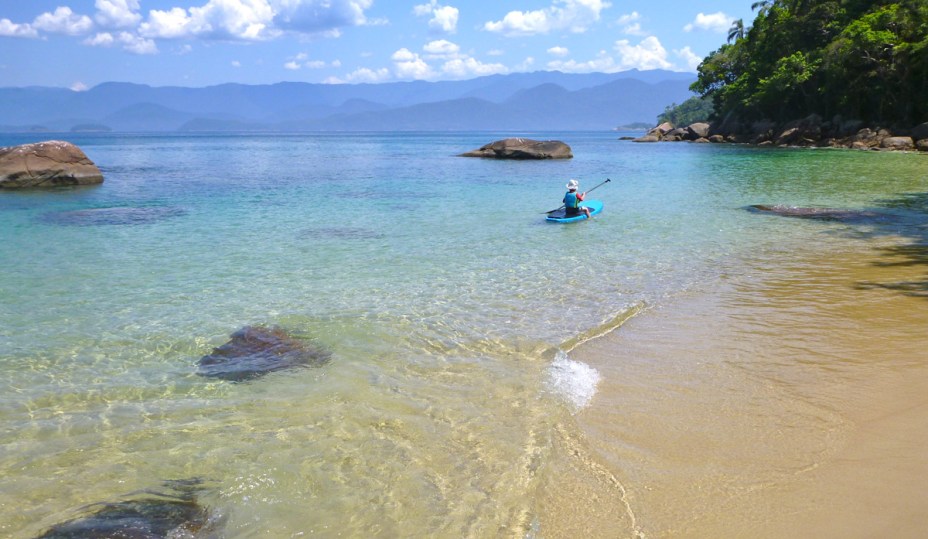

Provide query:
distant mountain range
left=0, top=70, right=696, bottom=132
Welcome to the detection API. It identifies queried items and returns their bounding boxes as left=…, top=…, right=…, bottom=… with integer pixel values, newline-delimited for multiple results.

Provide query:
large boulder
left=881, top=136, right=915, bottom=150
left=0, top=140, right=103, bottom=189
left=459, top=138, right=572, bottom=159
left=686, top=122, right=711, bottom=139
left=197, top=325, right=331, bottom=382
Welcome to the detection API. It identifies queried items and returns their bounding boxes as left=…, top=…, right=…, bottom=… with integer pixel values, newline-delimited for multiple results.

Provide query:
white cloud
left=284, top=52, right=334, bottom=70
left=414, top=0, right=459, bottom=34
left=614, top=36, right=671, bottom=70
left=95, top=0, right=141, bottom=28
left=138, top=0, right=374, bottom=41
left=484, top=0, right=610, bottom=36
left=615, top=12, right=647, bottom=35
left=139, top=7, right=199, bottom=39
left=83, top=30, right=157, bottom=54
left=547, top=46, right=569, bottom=57
left=34, top=7, right=94, bottom=35
left=674, top=46, right=702, bottom=71
left=684, top=12, right=733, bottom=33
left=0, top=19, right=39, bottom=38
left=616, top=12, right=639, bottom=25
left=423, top=39, right=460, bottom=58
left=441, top=56, right=507, bottom=79
left=324, top=66, right=390, bottom=84
left=117, top=31, right=158, bottom=54
left=271, top=0, right=373, bottom=34
left=231, top=60, right=242, bottom=67
left=84, top=32, right=116, bottom=47
left=547, top=50, right=615, bottom=73
left=70, top=81, right=89, bottom=92
left=392, top=47, right=435, bottom=80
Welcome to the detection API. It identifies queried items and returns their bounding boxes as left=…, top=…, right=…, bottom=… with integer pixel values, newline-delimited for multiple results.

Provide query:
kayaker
left=563, top=179, right=591, bottom=218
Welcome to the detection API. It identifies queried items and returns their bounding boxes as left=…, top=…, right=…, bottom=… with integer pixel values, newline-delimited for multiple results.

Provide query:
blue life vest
left=564, top=191, right=579, bottom=209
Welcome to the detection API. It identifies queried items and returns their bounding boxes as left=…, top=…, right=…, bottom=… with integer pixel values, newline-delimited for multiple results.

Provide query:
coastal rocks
left=634, top=116, right=928, bottom=151
left=748, top=204, right=893, bottom=224
left=0, top=140, right=103, bottom=189
left=35, top=480, right=219, bottom=538
left=459, top=138, right=572, bottom=159
left=197, top=325, right=331, bottom=382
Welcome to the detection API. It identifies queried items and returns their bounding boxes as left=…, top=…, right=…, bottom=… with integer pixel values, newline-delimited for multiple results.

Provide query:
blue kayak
left=545, top=199, right=603, bottom=223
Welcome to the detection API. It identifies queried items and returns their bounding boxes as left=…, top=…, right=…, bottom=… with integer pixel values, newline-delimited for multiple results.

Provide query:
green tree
left=691, top=0, right=928, bottom=129
left=657, top=96, right=715, bottom=126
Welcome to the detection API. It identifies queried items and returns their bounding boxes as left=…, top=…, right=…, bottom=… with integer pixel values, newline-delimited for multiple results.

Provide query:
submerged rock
left=0, top=140, right=103, bottom=189
left=197, top=325, right=331, bottom=382
left=42, top=206, right=187, bottom=226
left=748, top=204, right=894, bottom=223
left=459, top=138, right=572, bottom=159
left=35, top=480, right=219, bottom=538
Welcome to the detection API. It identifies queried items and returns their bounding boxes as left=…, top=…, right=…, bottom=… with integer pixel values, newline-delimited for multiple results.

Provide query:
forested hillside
left=693, top=0, right=927, bottom=129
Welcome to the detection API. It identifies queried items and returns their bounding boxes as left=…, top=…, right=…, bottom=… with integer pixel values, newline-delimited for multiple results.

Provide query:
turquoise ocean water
left=1, top=132, right=926, bottom=536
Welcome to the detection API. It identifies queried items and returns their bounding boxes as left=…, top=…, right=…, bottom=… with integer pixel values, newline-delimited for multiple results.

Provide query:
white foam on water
left=545, top=350, right=601, bottom=411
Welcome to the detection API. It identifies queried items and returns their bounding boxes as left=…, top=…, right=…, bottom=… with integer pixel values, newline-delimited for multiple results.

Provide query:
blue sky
left=1, top=1, right=757, bottom=89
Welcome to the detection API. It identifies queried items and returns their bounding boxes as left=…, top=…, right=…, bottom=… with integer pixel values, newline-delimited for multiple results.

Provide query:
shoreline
left=539, top=233, right=928, bottom=537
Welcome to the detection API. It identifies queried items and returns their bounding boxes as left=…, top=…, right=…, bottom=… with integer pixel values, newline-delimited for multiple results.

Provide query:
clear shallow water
left=1, top=132, right=926, bottom=536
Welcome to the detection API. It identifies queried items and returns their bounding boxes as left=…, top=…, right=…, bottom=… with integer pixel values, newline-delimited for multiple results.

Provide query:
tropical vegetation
left=691, top=0, right=928, bottom=129
left=657, top=96, right=714, bottom=126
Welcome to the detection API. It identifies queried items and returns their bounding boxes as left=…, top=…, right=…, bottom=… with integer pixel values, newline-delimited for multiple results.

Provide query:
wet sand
left=538, top=238, right=928, bottom=538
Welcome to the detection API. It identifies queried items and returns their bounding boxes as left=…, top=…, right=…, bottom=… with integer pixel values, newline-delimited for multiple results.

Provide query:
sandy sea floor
left=537, top=232, right=928, bottom=538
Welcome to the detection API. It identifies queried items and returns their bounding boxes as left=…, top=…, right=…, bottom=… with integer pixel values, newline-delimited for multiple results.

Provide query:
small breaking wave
left=546, top=350, right=601, bottom=411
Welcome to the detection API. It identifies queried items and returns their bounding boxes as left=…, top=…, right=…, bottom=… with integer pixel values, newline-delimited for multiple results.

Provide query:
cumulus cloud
left=423, top=39, right=460, bottom=58
left=324, top=66, right=390, bottom=84
left=392, top=47, right=435, bottom=80
left=0, top=18, right=39, bottom=38
left=137, top=0, right=374, bottom=41
left=484, top=0, right=610, bottom=36
left=95, top=0, right=142, bottom=28
left=414, top=0, right=459, bottom=34
left=674, top=46, right=702, bottom=71
left=614, top=36, right=671, bottom=70
left=84, top=30, right=158, bottom=54
left=140, top=1, right=275, bottom=41
left=547, top=46, right=569, bottom=57
left=272, top=0, right=373, bottom=34
left=34, top=6, right=94, bottom=35
left=441, top=56, right=507, bottom=78
left=684, top=12, right=733, bottom=33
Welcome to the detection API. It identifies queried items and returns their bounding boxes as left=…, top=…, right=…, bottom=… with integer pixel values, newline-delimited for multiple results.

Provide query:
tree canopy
left=691, top=0, right=928, bottom=128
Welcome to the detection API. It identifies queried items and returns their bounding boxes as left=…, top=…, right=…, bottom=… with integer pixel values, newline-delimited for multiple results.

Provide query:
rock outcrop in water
left=35, top=480, right=219, bottom=538
left=0, top=140, right=103, bottom=189
left=197, top=325, right=331, bottom=382
left=459, top=138, right=572, bottom=159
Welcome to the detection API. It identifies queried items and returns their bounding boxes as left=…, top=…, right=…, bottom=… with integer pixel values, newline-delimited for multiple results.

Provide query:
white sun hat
left=566, top=178, right=579, bottom=190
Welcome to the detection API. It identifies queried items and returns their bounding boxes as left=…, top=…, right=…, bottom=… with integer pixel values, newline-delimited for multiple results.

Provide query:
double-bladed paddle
left=543, top=178, right=611, bottom=214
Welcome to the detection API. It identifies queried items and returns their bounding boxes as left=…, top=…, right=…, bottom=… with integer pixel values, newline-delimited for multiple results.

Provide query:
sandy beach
left=539, top=235, right=928, bottom=538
